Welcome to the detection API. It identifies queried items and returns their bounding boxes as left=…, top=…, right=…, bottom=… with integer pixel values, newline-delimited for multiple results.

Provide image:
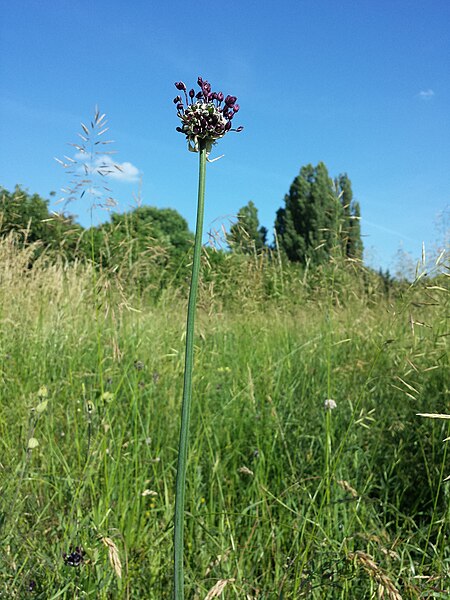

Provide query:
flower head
left=324, top=398, right=337, bottom=411
left=63, top=546, right=85, bottom=567
left=174, top=76, right=243, bottom=154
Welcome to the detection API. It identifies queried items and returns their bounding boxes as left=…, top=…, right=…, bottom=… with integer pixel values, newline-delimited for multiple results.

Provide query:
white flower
left=324, top=398, right=337, bottom=411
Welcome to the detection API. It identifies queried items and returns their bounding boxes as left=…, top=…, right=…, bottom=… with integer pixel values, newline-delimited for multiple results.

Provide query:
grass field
left=0, top=235, right=448, bottom=599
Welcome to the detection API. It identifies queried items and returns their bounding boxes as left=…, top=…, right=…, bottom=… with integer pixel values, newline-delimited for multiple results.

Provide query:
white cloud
left=110, top=160, right=141, bottom=183
left=418, top=89, right=435, bottom=100
left=69, top=152, right=141, bottom=183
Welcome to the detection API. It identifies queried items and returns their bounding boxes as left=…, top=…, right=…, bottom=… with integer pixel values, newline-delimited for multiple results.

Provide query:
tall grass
left=0, top=233, right=448, bottom=598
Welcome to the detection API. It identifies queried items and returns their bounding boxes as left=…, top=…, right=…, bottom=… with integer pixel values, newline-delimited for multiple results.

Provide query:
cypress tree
left=335, top=174, right=363, bottom=260
left=275, top=164, right=363, bottom=264
left=275, top=162, right=343, bottom=264
left=228, top=200, right=267, bottom=253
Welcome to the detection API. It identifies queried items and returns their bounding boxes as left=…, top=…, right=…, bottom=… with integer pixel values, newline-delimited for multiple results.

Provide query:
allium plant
left=172, top=77, right=242, bottom=599
left=174, top=77, right=242, bottom=156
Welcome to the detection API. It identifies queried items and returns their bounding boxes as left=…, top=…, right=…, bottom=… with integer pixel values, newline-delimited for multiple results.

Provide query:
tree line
left=229, top=162, right=362, bottom=263
left=1, top=161, right=363, bottom=282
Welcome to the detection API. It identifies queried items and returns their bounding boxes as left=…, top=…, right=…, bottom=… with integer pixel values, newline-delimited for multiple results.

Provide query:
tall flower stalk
left=172, top=77, right=242, bottom=599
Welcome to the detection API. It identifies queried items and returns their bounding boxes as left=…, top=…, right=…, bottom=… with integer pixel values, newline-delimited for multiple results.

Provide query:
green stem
left=174, top=143, right=207, bottom=599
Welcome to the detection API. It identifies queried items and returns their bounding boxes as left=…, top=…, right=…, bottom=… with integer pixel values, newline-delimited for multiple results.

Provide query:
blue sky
left=1, top=0, right=449, bottom=273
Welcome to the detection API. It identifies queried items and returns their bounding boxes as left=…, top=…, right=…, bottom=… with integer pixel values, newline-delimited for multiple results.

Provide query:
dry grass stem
left=204, top=579, right=235, bottom=599
left=101, top=537, right=122, bottom=579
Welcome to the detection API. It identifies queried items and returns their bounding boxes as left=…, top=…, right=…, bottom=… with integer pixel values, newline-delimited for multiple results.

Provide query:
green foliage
left=227, top=200, right=267, bottom=253
left=335, top=174, right=363, bottom=260
left=0, top=185, right=82, bottom=259
left=85, top=205, right=194, bottom=293
left=275, top=163, right=363, bottom=265
left=0, top=241, right=448, bottom=597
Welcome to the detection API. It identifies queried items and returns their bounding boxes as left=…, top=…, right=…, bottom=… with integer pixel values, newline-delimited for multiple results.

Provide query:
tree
left=275, top=162, right=340, bottom=264
left=1, top=185, right=53, bottom=242
left=0, top=185, right=82, bottom=258
left=275, top=163, right=363, bottom=264
left=334, top=174, right=363, bottom=260
left=228, top=200, right=267, bottom=253
left=87, top=205, right=194, bottom=287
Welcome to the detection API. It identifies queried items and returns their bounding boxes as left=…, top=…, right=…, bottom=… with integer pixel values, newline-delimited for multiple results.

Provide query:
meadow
left=0, top=233, right=448, bottom=599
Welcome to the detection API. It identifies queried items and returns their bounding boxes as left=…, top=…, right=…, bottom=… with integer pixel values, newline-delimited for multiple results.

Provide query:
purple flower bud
left=225, top=95, right=237, bottom=107
left=176, top=127, right=183, bottom=132
left=175, top=81, right=186, bottom=91
left=173, top=96, right=182, bottom=104
left=189, top=88, right=195, bottom=99
left=195, top=91, right=203, bottom=99
left=225, top=121, right=232, bottom=131
left=197, top=76, right=203, bottom=86
left=217, top=92, right=224, bottom=102
left=176, top=103, right=183, bottom=110
left=233, top=104, right=240, bottom=113
left=235, top=126, right=244, bottom=132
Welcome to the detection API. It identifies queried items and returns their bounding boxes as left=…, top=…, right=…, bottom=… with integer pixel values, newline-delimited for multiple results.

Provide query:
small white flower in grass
left=141, top=489, right=158, bottom=497
left=324, top=398, right=337, bottom=411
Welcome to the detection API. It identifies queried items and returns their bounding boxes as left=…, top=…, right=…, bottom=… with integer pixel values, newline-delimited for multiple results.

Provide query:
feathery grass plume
left=55, top=106, right=121, bottom=210
left=172, top=76, right=242, bottom=600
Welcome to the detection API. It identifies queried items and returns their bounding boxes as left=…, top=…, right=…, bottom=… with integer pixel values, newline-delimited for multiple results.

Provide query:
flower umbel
left=174, top=77, right=243, bottom=155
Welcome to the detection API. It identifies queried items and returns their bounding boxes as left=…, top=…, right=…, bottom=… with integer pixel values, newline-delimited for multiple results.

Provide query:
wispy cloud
left=110, top=160, right=141, bottom=183
left=362, top=218, right=416, bottom=242
left=71, top=152, right=141, bottom=183
left=418, top=89, right=435, bottom=100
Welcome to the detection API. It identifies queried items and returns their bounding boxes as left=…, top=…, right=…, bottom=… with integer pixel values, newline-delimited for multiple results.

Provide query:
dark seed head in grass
left=63, top=546, right=85, bottom=567
left=174, top=76, right=243, bottom=156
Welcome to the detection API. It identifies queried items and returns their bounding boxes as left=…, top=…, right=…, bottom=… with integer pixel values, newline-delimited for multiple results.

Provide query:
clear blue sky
left=1, top=0, right=449, bottom=273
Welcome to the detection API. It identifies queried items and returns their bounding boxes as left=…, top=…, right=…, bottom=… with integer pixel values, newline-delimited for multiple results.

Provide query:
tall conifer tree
left=275, top=163, right=363, bottom=264
left=335, top=174, right=363, bottom=260
left=275, top=162, right=342, bottom=264
left=228, top=200, right=267, bottom=253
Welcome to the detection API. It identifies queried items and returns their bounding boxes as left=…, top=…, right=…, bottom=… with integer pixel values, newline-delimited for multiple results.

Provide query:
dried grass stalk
left=348, top=551, right=402, bottom=600
left=204, top=579, right=235, bottom=599
left=101, top=536, right=122, bottom=579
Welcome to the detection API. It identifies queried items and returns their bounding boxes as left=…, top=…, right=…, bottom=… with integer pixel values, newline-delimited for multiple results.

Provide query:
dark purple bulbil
left=224, top=95, right=237, bottom=107
left=63, top=546, right=85, bottom=567
left=174, top=76, right=243, bottom=151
